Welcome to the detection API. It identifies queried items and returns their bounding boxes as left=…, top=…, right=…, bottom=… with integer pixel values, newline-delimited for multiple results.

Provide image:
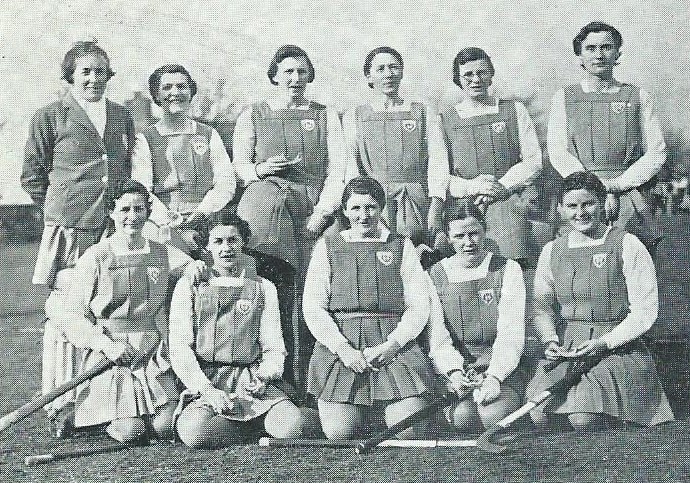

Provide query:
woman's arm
left=21, top=106, right=55, bottom=206
left=231, top=105, right=259, bottom=185
left=547, top=88, right=587, bottom=178
left=425, top=273, right=465, bottom=375
left=486, top=259, right=526, bottom=382
left=257, top=279, right=287, bottom=380
left=531, top=241, right=560, bottom=346
left=194, top=128, right=237, bottom=216
left=497, top=101, right=543, bottom=191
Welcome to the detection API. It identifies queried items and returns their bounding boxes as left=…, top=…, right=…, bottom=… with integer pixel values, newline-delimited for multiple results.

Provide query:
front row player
left=56, top=180, right=204, bottom=443
left=527, top=172, right=674, bottom=430
left=169, top=212, right=308, bottom=449
left=426, top=200, right=526, bottom=432
left=303, top=176, right=436, bottom=440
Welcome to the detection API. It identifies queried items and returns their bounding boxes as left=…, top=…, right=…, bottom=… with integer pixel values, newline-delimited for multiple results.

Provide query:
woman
left=232, top=45, right=353, bottom=396
left=342, top=47, right=446, bottom=246
left=169, top=212, right=308, bottom=448
left=56, top=180, right=205, bottom=443
left=430, top=47, right=542, bottom=267
left=303, top=176, right=435, bottom=439
left=527, top=171, right=674, bottom=430
left=21, top=41, right=135, bottom=431
left=426, top=200, right=526, bottom=431
left=132, top=64, right=236, bottom=259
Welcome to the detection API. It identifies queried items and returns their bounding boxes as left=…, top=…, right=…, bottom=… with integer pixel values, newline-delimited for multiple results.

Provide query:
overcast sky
left=2, top=0, right=689, bottom=203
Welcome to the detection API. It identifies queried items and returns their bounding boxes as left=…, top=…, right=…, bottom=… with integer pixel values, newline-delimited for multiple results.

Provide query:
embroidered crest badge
left=610, top=102, right=626, bottom=114
left=478, top=289, right=495, bottom=305
left=592, top=253, right=608, bottom=268
left=376, top=251, right=393, bottom=266
left=236, top=299, right=251, bottom=315
left=190, top=135, right=209, bottom=156
left=147, top=267, right=161, bottom=284
left=491, top=121, right=506, bottom=134
left=301, top=119, right=316, bottom=131
left=402, top=119, right=417, bottom=133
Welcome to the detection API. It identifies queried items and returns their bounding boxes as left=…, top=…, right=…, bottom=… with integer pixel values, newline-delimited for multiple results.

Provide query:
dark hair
left=198, top=210, right=252, bottom=248
left=363, top=47, right=404, bottom=88
left=61, top=41, right=115, bottom=84
left=573, top=22, right=622, bottom=55
left=341, top=176, right=386, bottom=210
left=443, top=198, right=487, bottom=232
left=148, top=64, right=198, bottom=106
left=452, top=47, right=495, bottom=87
left=107, top=179, right=152, bottom=216
left=558, top=171, right=607, bottom=203
left=267, top=45, right=315, bottom=85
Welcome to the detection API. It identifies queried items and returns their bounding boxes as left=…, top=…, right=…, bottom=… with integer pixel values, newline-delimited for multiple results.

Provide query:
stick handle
left=0, top=358, right=114, bottom=433
left=355, top=393, right=455, bottom=455
left=24, top=454, right=55, bottom=466
left=24, top=442, right=135, bottom=466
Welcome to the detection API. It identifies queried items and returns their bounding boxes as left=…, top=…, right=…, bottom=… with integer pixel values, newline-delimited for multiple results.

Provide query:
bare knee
left=385, top=397, right=429, bottom=440
left=449, top=400, right=481, bottom=432
left=106, top=417, right=147, bottom=443
left=318, top=400, right=363, bottom=440
left=176, top=406, right=242, bottom=449
left=265, top=401, right=305, bottom=439
left=568, top=413, right=606, bottom=432
left=150, top=403, right=176, bottom=439
left=477, top=390, right=521, bottom=429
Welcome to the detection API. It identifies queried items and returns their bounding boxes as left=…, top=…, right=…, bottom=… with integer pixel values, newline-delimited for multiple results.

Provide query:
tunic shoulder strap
left=309, top=101, right=327, bottom=111
left=497, top=99, right=521, bottom=157
left=194, top=120, right=214, bottom=139
left=428, top=261, right=449, bottom=290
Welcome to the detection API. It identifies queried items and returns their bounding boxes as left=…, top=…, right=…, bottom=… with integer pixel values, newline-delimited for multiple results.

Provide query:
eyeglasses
left=460, top=70, right=493, bottom=82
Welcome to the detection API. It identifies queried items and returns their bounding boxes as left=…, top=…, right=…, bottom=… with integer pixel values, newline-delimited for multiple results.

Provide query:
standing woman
left=303, top=176, right=435, bottom=440
left=342, top=47, right=446, bottom=246
left=21, top=41, right=135, bottom=430
left=527, top=172, right=674, bottom=430
left=232, top=45, right=352, bottom=396
left=56, top=180, right=205, bottom=443
left=170, top=213, right=308, bottom=448
left=430, top=47, right=542, bottom=266
left=132, top=64, right=236, bottom=259
left=426, top=200, right=526, bottom=432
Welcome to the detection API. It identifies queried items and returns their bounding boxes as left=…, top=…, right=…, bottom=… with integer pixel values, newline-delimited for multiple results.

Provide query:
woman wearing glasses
left=430, top=47, right=542, bottom=268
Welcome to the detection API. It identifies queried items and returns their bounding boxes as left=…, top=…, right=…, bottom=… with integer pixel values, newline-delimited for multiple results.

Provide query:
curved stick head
left=476, top=425, right=507, bottom=453
left=355, top=442, right=368, bottom=455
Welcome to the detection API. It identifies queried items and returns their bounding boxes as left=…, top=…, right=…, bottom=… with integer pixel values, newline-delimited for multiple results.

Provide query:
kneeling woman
left=427, top=200, right=526, bottom=431
left=169, top=213, right=306, bottom=448
left=57, top=180, right=203, bottom=442
left=527, top=171, right=674, bottom=430
left=304, top=176, right=436, bottom=440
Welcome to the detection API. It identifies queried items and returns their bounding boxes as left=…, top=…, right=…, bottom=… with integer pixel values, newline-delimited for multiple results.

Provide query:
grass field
left=1, top=225, right=690, bottom=482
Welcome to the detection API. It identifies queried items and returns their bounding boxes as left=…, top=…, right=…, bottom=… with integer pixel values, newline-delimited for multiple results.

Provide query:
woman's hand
left=305, top=212, right=330, bottom=239
left=184, top=260, right=210, bottom=285
left=604, top=193, right=620, bottom=223
left=102, top=340, right=138, bottom=366
left=573, top=338, right=608, bottom=358
left=473, top=375, right=501, bottom=405
left=201, top=385, right=235, bottom=415
left=362, top=340, right=401, bottom=369
left=255, top=154, right=301, bottom=179
left=337, top=344, right=371, bottom=373
left=446, top=370, right=476, bottom=398
left=544, top=341, right=566, bottom=361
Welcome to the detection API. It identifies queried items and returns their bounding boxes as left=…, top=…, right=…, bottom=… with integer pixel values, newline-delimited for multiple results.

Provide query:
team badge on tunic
left=190, top=135, right=209, bottom=156
left=478, top=289, right=495, bottom=305
left=402, top=119, right=417, bottom=133
left=592, top=253, right=608, bottom=268
left=147, top=267, right=161, bottom=284
left=376, top=251, right=394, bottom=266
left=491, top=121, right=506, bottom=134
left=301, top=119, right=316, bottom=131
left=236, top=299, right=251, bottom=315
left=610, top=102, right=627, bottom=114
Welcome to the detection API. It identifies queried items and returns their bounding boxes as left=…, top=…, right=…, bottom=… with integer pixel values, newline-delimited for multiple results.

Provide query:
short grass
left=2, top=218, right=690, bottom=482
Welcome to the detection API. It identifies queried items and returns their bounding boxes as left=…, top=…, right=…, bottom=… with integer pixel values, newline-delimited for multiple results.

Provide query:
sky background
left=1, top=0, right=689, bottom=203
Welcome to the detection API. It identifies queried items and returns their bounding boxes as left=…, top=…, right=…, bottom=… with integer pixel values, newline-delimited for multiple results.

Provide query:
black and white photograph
left=1, top=1, right=689, bottom=481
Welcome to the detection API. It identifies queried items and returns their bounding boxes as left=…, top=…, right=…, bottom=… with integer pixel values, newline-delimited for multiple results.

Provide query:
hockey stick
left=259, top=437, right=476, bottom=449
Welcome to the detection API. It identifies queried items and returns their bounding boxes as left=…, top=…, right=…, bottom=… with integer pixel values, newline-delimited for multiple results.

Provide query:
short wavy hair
left=198, top=210, right=252, bottom=248
left=107, top=179, right=152, bottom=216
left=442, top=198, right=487, bottom=232
left=573, top=22, right=622, bottom=55
left=452, top=47, right=494, bottom=87
left=267, top=45, right=315, bottom=85
left=363, top=46, right=404, bottom=88
left=61, top=41, right=114, bottom=84
left=341, top=176, right=386, bottom=210
left=148, top=64, right=198, bottom=105
left=559, top=171, right=607, bottom=204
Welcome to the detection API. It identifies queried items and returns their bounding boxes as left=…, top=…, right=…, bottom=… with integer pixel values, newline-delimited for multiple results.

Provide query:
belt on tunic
left=331, top=311, right=403, bottom=320
left=563, top=319, right=621, bottom=329
left=196, top=358, right=259, bottom=370
left=97, top=318, right=158, bottom=333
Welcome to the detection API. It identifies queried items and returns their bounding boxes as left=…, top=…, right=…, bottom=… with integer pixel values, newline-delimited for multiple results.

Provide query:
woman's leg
left=317, top=400, right=367, bottom=440
left=448, top=399, right=482, bottom=433
left=150, top=402, right=177, bottom=440
left=476, top=386, right=522, bottom=429
left=384, top=396, right=429, bottom=439
left=176, top=404, right=244, bottom=449
left=567, top=412, right=610, bottom=432
left=264, top=400, right=306, bottom=439
left=106, top=417, right=147, bottom=443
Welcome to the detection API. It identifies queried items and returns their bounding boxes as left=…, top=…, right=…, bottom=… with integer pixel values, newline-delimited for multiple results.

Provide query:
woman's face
left=458, top=58, right=493, bottom=99
left=71, top=53, right=111, bottom=102
left=207, top=225, right=244, bottom=273
left=559, top=188, right=604, bottom=235
left=344, top=193, right=382, bottom=238
left=157, top=72, right=193, bottom=114
left=109, top=192, right=149, bottom=236
left=367, top=52, right=403, bottom=96
left=272, top=56, right=310, bottom=100
left=579, top=31, right=620, bottom=79
left=447, top=217, right=486, bottom=268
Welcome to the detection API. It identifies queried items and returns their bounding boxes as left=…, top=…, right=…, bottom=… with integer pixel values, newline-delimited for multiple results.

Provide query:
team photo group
left=13, top=19, right=678, bottom=454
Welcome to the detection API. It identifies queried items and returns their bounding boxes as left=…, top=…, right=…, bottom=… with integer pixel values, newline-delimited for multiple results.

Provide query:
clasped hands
left=544, top=339, right=608, bottom=361
left=446, top=368, right=501, bottom=405
left=337, top=340, right=401, bottom=374
left=255, top=153, right=301, bottom=179
left=470, top=175, right=509, bottom=210
left=200, top=372, right=268, bottom=416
